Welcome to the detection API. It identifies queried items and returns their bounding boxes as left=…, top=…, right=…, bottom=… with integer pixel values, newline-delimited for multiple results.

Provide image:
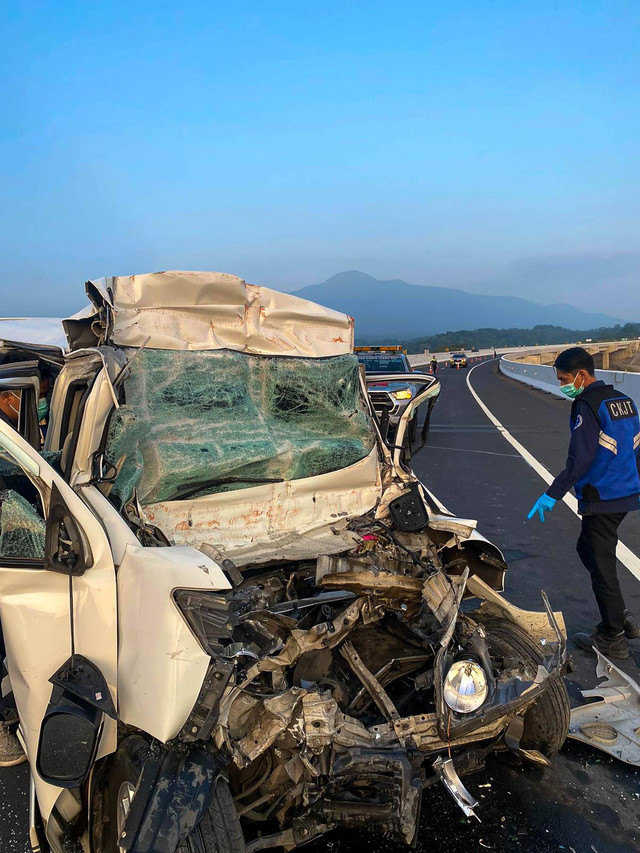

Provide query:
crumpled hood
left=141, top=446, right=384, bottom=566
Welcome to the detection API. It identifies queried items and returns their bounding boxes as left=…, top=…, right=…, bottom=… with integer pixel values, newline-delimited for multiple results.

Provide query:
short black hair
left=553, top=346, right=595, bottom=375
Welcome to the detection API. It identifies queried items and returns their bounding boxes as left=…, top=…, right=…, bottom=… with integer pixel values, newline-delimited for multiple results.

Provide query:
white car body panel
left=0, top=422, right=117, bottom=822
left=116, top=543, right=230, bottom=742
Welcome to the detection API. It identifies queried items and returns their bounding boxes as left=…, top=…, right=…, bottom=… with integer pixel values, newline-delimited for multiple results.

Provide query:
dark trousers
left=576, top=512, right=627, bottom=635
left=0, top=623, right=8, bottom=718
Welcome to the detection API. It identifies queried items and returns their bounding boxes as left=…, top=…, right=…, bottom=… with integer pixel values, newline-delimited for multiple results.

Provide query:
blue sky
left=1, top=0, right=639, bottom=316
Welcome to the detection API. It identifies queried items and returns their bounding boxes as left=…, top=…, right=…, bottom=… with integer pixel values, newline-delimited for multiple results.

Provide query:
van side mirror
left=36, top=655, right=116, bottom=788
left=45, top=483, right=91, bottom=576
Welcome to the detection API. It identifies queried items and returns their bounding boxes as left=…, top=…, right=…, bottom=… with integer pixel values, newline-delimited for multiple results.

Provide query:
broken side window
left=0, top=451, right=50, bottom=560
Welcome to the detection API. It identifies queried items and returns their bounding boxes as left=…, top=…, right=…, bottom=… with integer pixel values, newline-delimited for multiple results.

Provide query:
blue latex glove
left=527, top=493, right=556, bottom=522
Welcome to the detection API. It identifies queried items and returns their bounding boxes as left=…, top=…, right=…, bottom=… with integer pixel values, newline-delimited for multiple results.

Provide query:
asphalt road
left=2, top=359, right=640, bottom=852
left=313, top=359, right=640, bottom=853
left=409, top=360, right=640, bottom=853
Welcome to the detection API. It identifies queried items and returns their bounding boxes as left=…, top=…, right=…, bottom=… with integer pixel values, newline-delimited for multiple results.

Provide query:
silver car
left=356, top=346, right=440, bottom=451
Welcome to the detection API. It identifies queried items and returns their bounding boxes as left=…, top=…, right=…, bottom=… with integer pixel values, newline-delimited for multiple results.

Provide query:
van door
left=373, top=373, right=441, bottom=466
left=0, top=420, right=117, bottom=823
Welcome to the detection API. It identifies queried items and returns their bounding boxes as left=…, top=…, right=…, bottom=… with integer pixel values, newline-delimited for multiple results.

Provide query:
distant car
left=355, top=346, right=439, bottom=446
left=448, top=352, right=468, bottom=368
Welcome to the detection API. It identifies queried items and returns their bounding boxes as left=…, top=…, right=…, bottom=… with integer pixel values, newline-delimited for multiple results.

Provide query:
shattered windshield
left=103, top=349, right=376, bottom=507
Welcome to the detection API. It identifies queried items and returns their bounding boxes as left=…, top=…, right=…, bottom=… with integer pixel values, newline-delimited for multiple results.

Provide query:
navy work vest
left=571, top=383, right=640, bottom=503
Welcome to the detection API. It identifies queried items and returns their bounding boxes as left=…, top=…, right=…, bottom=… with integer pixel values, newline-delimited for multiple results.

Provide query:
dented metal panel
left=142, top=446, right=383, bottom=565
left=66, top=271, right=355, bottom=357
left=116, top=543, right=230, bottom=742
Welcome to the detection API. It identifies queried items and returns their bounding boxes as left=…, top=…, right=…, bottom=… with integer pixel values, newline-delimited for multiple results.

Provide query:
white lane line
left=466, top=360, right=640, bottom=583
left=423, top=444, right=522, bottom=458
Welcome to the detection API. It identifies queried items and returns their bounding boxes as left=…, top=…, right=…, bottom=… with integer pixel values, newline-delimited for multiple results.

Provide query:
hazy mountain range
left=295, top=271, right=622, bottom=339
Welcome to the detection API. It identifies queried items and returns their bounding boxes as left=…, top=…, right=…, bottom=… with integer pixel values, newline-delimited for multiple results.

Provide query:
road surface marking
left=423, top=444, right=522, bottom=458
left=466, top=360, right=640, bottom=583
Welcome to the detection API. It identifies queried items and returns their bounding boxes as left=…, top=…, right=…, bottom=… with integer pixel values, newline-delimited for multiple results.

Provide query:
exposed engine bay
left=160, top=499, right=568, bottom=851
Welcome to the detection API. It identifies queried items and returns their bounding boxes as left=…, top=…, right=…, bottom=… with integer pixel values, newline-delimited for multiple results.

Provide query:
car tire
left=90, top=736, right=245, bottom=853
left=474, top=617, right=570, bottom=756
left=177, top=775, right=246, bottom=853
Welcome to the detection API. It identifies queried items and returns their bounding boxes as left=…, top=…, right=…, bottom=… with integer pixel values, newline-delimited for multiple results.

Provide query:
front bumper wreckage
left=121, top=555, right=567, bottom=852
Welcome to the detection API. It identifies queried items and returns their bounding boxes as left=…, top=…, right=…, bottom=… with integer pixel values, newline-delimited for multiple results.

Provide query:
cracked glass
left=103, top=349, right=376, bottom=506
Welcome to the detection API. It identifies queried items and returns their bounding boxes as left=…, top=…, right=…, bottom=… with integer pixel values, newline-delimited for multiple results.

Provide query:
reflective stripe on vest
left=598, top=431, right=618, bottom=454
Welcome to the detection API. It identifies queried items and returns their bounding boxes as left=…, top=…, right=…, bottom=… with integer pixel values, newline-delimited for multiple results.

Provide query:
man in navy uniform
left=527, top=347, right=640, bottom=660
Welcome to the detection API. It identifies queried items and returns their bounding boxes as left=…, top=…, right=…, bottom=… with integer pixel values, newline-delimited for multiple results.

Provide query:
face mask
left=38, top=398, right=49, bottom=420
left=560, top=374, right=585, bottom=399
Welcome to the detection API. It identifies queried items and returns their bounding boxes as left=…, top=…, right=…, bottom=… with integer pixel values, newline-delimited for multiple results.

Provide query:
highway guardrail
left=500, top=354, right=640, bottom=402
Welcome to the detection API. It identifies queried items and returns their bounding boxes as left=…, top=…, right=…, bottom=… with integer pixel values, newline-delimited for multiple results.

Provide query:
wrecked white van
left=0, top=272, right=568, bottom=853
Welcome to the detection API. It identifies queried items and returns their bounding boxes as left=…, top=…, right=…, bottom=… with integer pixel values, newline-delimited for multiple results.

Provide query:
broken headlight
left=174, top=589, right=281, bottom=660
left=174, top=590, right=234, bottom=655
left=443, top=660, right=488, bottom=714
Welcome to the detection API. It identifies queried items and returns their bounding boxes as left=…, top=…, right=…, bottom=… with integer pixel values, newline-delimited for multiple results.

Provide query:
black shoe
left=573, top=629, right=630, bottom=660
left=623, top=610, right=640, bottom=640
left=0, top=722, right=26, bottom=767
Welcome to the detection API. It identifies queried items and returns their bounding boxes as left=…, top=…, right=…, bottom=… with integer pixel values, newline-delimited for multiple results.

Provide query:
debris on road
left=568, top=648, right=640, bottom=766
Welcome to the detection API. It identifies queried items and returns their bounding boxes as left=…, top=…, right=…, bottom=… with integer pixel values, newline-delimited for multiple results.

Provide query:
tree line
left=358, top=323, right=640, bottom=352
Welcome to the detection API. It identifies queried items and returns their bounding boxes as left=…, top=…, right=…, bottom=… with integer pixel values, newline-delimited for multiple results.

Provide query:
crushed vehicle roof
left=63, top=270, right=355, bottom=357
